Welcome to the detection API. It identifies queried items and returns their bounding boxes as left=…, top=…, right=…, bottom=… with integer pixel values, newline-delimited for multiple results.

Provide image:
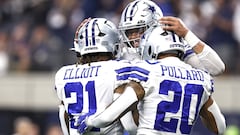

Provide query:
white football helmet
left=119, top=0, right=163, bottom=45
left=140, top=26, right=185, bottom=60
left=72, top=18, right=121, bottom=57
left=118, top=0, right=163, bottom=60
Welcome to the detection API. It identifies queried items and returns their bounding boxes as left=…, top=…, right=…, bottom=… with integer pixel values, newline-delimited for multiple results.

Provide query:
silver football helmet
left=119, top=0, right=163, bottom=60
left=72, top=18, right=121, bottom=57
left=140, top=26, right=185, bottom=60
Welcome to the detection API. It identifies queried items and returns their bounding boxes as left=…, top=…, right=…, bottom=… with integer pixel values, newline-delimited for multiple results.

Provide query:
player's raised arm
left=160, top=16, right=225, bottom=76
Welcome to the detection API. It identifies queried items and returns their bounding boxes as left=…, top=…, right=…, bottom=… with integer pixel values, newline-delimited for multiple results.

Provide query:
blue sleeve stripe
left=129, top=73, right=148, bottom=81
left=115, top=67, right=132, bottom=74
left=183, top=49, right=194, bottom=59
left=131, top=66, right=149, bottom=76
left=115, top=66, right=149, bottom=81
left=116, top=74, right=130, bottom=81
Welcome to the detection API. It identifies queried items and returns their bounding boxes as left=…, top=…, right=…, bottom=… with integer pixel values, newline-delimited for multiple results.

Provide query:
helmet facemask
left=118, top=0, right=163, bottom=60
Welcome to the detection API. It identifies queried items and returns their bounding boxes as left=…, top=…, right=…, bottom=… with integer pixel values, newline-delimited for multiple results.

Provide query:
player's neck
left=158, top=54, right=178, bottom=59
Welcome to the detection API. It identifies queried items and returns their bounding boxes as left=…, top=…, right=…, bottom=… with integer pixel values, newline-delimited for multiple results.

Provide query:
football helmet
left=72, top=18, right=121, bottom=56
left=139, top=26, right=185, bottom=60
left=119, top=0, right=163, bottom=47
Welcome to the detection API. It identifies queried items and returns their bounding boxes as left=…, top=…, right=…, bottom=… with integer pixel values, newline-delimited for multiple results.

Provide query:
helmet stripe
left=171, top=31, right=176, bottom=42
left=129, top=1, right=139, bottom=21
left=85, top=21, right=90, bottom=46
left=91, top=19, right=98, bottom=46
left=179, top=36, right=183, bottom=43
left=124, top=4, right=130, bottom=22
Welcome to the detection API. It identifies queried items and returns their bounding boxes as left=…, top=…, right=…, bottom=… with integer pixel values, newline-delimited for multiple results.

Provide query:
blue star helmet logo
left=148, top=5, right=156, bottom=13
left=141, top=33, right=146, bottom=39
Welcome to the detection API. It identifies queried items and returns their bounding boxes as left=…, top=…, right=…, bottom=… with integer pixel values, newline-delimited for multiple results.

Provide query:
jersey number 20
left=154, top=80, right=204, bottom=134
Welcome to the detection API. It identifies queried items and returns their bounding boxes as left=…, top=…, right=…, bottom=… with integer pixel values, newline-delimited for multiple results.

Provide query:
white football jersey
left=55, top=60, right=131, bottom=135
left=129, top=57, right=213, bottom=135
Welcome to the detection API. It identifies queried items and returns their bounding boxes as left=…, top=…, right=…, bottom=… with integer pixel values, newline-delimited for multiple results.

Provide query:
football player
left=71, top=0, right=225, bottom=134
left=77, top=26, right=226, bottom=135
left=55, top=18, right=132, bottom=135
left=117, top=0, right=225, bottom=134
left=119, top=0, right=225, bottom=76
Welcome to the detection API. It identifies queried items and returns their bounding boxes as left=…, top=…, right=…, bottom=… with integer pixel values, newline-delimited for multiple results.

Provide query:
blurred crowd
left=0, top=0, right=239, bottom=75
left=13, top=116, right=63, bottom=135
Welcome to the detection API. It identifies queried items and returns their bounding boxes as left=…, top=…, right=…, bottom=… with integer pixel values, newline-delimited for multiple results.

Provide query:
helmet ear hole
left=79, top=35, right=84, bottom=39
left=98, top=32, right=106, bottom=37
left=116, top=45, right=119, bottom=51
left=114, top=45, right=119, bottom=55
left=148, top=46, right=152, bottom=56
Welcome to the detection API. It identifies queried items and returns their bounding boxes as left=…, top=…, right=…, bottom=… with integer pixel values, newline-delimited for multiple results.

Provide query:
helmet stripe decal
left=129, top=1, right=139, bottom=21
left=91, top=19, right=98, bottom=46
left=171, top=31, right=176, bottom=42
left=85, top=21, right=90, bottom=46
left=124, top=4, right=130, bottom=22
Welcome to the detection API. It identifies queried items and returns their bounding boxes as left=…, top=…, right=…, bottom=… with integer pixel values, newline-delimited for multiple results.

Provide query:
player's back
left=130, top=57, right=213, bottom=135
left=55, top=60, right=131, bottom=135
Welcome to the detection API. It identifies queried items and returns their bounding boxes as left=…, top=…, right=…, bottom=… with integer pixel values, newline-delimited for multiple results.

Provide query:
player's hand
left=74, top=18, right=91, bottom=40
left=159, top=16, right=188, bottom=37
left=79, top=18, right=91, bottom=28
left=78, top=117, right=88, bottom=134
left=76, top=114, right=90, bottom=134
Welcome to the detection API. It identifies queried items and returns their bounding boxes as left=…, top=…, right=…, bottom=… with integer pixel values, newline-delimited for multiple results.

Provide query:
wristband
left=184, top=31, right=200, bottom=48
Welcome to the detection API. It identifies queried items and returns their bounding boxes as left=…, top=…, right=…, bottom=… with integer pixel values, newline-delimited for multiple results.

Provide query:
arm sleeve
left=59, top=104, right=69, bottom=135
left=120, top=111, right=138, bottom=135
left=207, top=100, right=226, bottom=134
left=197, top=45, right=225, bottom=76
left=86, top=86, right=138, bottom=127
left=184, top=53, right=206, bottom=71
left=55, top=68, right=64, bottom=100
left=114, top=85, right=138, bottom=134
